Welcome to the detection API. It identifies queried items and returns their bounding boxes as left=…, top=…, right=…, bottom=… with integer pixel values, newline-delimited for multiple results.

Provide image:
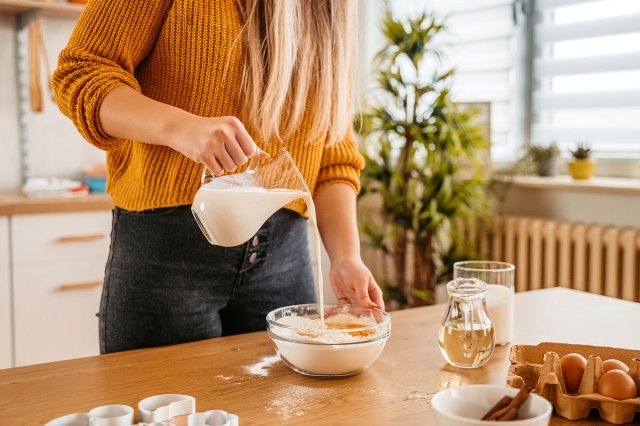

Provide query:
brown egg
left=598, top=370, right=637, bottom=400
left=560, top=353, right=587, bottom=393
left=602, top=359, right=629, bottom=373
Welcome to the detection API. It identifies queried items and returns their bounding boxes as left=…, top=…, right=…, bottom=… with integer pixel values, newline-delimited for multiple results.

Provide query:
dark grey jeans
left=98, top=206, right=316, bottom=354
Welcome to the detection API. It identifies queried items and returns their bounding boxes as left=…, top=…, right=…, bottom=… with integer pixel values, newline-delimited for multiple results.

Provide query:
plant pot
left=568, top=159, right=596, bottom=180
left=535, top=156, right=559, bottom=177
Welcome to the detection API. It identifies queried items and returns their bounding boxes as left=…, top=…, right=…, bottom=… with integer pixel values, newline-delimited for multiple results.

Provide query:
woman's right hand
left=169, top=115, right=265, bottom=176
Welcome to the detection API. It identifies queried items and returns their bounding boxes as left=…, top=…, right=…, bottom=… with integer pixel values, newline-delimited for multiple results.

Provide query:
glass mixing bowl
left=266, top=304, right=391, bottom=378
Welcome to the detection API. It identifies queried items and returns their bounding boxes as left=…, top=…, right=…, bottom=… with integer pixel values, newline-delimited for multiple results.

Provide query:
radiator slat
left=530, top=219, right=543, bottom=290
left=620, top=230, right=637, bottom=302
left=572, top=224, right=588, bottom=293
left=479, top=228, right=490, bottom=260
left=543, top=221, right=558, bottom=289
left=637, top=233, right=640, bottom=301
left=604, top=228, right=621, bottom=299
left=492, top=216, right=504, bottom=261
left=516, top=218, right=529, bottom=293
left=587, top=226, right=603, bottom=295
left=558, top=223, right=572, bottom=289
left=505, top=217, right=517, bottom=267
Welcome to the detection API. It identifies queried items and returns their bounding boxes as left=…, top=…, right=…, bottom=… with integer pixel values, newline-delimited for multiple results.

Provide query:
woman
left=53, top=0, right=384, bottom=354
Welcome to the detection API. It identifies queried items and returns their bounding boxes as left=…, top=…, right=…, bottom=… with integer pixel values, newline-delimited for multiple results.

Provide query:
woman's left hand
left=330, top=256, right=385, bottom=310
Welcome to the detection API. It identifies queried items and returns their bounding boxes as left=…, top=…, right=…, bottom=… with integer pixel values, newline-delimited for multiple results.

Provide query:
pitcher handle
left=200, top=167, right=213, bottom=185
left=200, top=149, right=262, bottom=185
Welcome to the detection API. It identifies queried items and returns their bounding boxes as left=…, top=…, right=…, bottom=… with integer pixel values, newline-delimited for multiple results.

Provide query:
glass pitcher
left=191, top=148, right=311, bottom=247
left=438, top=278, right=495, bottom=368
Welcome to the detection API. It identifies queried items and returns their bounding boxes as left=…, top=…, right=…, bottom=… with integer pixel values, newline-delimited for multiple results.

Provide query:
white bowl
left=266, top=304, right=391, bottom=378
left=432, top=385, right=552, bottom=426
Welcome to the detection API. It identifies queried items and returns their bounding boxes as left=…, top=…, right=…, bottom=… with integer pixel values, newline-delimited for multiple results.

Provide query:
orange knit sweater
left=53, top=0, right=363, bottom=214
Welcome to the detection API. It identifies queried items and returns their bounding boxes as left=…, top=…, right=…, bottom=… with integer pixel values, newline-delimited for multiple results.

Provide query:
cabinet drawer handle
left=56, top=233, right=106, bottom=243
left=57, top=280, right=103, bottom=291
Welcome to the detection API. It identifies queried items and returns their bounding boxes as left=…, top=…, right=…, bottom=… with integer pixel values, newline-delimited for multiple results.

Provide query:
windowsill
left=511, top=175, right=640, bottom=195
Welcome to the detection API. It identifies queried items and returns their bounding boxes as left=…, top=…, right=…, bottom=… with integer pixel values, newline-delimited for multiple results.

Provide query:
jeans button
left=249, top=252, right=258, bottom=263
left=251, top=236, right=259, bottom=247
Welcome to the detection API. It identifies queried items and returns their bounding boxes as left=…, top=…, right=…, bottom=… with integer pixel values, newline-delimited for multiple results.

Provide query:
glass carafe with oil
left=439, top=278, right=495, bottom=368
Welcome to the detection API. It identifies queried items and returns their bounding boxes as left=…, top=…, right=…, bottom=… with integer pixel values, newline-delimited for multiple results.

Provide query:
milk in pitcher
left=193, top=186, right=306, bottom=247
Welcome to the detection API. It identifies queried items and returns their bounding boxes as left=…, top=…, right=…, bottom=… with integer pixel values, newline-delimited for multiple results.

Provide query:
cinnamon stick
left=497, top=407, right=518, bottom=421
left=487, top=386, right=531, bottom=421
left=481, top=396, right=512, bottom=420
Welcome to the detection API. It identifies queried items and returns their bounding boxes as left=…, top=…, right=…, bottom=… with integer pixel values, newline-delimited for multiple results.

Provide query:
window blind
left=390, top=0, right=518, bottom=161
left=532, top=0, right=640, bottom=154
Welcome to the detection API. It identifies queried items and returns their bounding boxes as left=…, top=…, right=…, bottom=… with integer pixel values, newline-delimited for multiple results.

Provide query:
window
left=383, top=0, right=640, bottom=161
left=532, top=0, right=640, bottom=155
left=389, top=0, right=519, bottom=161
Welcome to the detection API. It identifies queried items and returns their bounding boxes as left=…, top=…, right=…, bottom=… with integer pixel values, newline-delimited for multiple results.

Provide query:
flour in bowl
left=275, top=314, right=378, bottom=343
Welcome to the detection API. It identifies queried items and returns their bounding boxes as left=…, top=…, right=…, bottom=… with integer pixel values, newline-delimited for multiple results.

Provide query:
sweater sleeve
left=52, top=0, right=173, bottom=151
left=314, top=130, right=365, bottom=196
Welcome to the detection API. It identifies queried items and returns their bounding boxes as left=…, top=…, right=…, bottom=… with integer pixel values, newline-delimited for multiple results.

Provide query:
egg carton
left=507, top=342, right=640, bottom=424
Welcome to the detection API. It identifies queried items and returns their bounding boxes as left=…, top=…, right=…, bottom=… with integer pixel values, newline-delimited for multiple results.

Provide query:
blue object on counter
left=84, top=177, right=107, bottom=193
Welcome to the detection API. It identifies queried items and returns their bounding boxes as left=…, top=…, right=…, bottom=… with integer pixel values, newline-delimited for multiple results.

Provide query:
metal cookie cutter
left=138, top=394, right=196, bottom=423
left=188, top=410, right=239, bottom=426
left=44, top=404, right=134, bottom=426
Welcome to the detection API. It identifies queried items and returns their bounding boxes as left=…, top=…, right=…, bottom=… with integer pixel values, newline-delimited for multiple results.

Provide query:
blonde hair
left=235, top=0, right=356, bottom=145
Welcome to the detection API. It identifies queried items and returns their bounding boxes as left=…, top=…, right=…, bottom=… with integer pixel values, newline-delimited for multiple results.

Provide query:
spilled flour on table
left=214, top=373, right=260, bottom=386
left=266, top=385, right=333, bottom=420
left=439, top=376, right=466, bottom=389
left=375, top=389, right=399, bottom=399
left=244, top=354, right=281, bottom=377
left=404, top=390, right=435, bottom=408
left=214, top=374, right=235, bottom=381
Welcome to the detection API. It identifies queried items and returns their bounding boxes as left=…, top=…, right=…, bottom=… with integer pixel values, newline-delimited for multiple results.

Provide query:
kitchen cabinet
left=0, top=216, right=12, bottom=369
left=11, top=211, right=112, bottom=366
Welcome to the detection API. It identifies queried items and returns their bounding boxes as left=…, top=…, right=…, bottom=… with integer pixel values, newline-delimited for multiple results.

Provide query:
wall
left=0, top=15, right=104, bottom=189
left=354, top=0, right=386, bottom=103
left=502, top=186, right=640, bottom=228
left=0, top=15, right=21, bottom=189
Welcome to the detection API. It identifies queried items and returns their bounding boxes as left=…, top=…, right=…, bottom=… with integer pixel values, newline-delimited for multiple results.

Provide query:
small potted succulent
left=568, top=143, right=596, bottom=180
left=528, top=143, right=560, bottom=177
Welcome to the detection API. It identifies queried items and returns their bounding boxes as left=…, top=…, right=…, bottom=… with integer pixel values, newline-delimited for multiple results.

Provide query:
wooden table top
left=1, top=288, right=638, bottom=425
left=0, top=190, right=114, bottom=215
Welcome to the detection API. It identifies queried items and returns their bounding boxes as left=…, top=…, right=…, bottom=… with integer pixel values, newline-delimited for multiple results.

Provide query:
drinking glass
left=453, top=261, right=515, bottom=345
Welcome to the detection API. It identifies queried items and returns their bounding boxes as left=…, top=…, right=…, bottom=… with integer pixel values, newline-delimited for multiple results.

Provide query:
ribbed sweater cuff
left=75, top=73, right=141, bottom=151
left=314, top=164, right=361, bottom=196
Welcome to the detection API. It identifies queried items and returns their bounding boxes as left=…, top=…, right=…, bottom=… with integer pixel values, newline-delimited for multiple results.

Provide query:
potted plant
left=355, top=11, right=491, bottom=308
left=568, top=143, right=596, bottom=180
left=527, top=143, right=560, bottom=177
